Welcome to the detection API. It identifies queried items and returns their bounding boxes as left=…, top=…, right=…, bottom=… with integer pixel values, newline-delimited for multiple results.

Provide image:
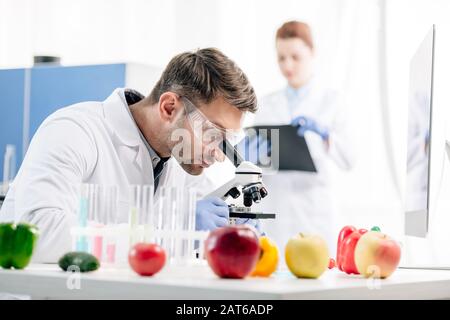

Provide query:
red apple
left=128, top=243, right=166, bottom=276
left=354, top=231, right=401, bottom=279
left=205, top=225, right=261, bottom=279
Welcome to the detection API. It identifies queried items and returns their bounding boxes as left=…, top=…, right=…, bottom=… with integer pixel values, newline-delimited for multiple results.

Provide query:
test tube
left=158, top=186, right=176, bottom=262
left=173, top=187, right=184, bottom=263
left=186, top=189, right=197, bottom=260
left=141, top=185, right=154, bottom=242
left=173, top=188, right=197, bottom=263
left=78, top=184, right=119, bottom=262
left=104, top=186, right=118, bottom=263
left=129, top=185, right=139, bottom=246
left=2, top=145, right=16, bottom=194
left=154, top=188, right=164, bottom=247
left=76, top=184, right=89, bottom=252
left=129, top=185, right=154, bottom=246
left=90, top=185, right=103, bottom=260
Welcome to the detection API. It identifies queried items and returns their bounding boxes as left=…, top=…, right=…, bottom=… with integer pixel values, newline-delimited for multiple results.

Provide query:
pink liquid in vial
left=93, top=236, right=103, bottom=261
left=106, top=243, right=116, bottom=263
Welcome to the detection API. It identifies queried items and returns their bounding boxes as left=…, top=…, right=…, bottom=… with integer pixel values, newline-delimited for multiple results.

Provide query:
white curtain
left=1, top=0, right=447, bottom=234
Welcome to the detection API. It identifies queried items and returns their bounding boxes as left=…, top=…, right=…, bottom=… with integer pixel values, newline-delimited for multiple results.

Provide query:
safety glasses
left=181, top=96, right=245, bottom=147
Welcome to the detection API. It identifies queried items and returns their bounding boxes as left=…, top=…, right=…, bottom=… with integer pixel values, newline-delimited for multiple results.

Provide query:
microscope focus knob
left=245, top=185, right=261, bottom=204
left=251, top=192, right=261, bottom=203
left=260, top=187, right=268, bottom=198
left=226, top=187, right=241, bottom=199
left=243, top=194, right=253, bottom=207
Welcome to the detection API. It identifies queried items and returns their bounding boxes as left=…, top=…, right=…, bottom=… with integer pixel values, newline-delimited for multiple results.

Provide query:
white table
left=1, top=263, right=450, bottom=299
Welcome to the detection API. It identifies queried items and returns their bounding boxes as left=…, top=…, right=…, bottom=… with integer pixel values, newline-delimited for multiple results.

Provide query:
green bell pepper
left=0, top=223, right=39, bottom=269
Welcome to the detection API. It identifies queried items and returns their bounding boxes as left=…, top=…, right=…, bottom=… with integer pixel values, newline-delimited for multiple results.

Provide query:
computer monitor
left=404, top=26, right=434, bottom=237
left=402, top=24, right=450, bottom=269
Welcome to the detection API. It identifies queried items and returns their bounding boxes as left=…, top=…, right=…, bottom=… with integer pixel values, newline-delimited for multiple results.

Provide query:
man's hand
left=196, top=197, right=229, bottom=231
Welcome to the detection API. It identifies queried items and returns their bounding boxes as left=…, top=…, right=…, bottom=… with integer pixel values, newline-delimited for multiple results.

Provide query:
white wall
left=0, top=0, right=178, bottom=67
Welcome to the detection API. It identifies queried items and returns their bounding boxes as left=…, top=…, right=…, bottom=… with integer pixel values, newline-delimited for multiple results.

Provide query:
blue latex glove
left=291, top=115, right=329, bottom=141
left=196, top=197, right=229, bottom=231
left=235, top=218, right=265, bottom=235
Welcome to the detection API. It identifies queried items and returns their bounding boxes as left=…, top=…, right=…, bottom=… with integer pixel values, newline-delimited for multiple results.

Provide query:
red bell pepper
left=336, top=226, right=367, bottom=275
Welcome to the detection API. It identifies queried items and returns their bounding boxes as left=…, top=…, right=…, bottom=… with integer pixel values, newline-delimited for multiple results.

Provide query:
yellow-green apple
left=285, top=233, right=329, bottom=279
left=354, top=231, right=401, bottom=279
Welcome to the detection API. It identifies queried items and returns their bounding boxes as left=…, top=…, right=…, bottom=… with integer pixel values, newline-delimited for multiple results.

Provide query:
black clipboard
left=241, top=125, right=317, bottom=172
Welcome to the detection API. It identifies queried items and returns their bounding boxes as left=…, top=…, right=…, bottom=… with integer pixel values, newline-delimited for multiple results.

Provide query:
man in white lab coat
left=0, top=48, right=258, bottom=262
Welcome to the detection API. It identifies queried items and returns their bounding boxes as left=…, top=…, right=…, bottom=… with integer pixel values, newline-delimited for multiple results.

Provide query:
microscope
left=205, top=140, right=276, bottom=225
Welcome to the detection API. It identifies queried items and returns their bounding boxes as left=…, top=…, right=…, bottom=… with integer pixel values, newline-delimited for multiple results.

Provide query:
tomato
left=128, top=243, right=166, bottom=276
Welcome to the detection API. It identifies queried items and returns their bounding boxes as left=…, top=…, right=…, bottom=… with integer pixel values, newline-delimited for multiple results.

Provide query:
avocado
left=58, top=251, right=100, bottom=273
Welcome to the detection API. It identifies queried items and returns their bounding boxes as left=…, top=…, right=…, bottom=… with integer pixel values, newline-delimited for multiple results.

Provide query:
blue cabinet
left=0, top=64, right=126, bottom=179
left=0, top=69, right=25, bottom=180
left=29, top=64, right=125, bottom=138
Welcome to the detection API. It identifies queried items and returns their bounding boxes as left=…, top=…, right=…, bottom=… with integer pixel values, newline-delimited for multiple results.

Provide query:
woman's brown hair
left=276, top=21, right=314, bottom=50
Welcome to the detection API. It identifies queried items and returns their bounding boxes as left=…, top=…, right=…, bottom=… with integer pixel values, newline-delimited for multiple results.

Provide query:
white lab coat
left=0, top=88, right=213, bottom=262
left=251, top=82, right=355, bottom=255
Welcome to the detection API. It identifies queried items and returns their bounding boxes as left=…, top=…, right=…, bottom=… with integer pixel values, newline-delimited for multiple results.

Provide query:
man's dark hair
left=148, top=48, right=257, bottom=113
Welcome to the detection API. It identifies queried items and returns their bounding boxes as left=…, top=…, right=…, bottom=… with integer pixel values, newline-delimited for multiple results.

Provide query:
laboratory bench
left=1, top=263, right=450, bottom=300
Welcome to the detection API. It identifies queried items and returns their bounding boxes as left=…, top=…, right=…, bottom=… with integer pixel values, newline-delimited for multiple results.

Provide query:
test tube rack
left=70, top=224, right=209, bottom=267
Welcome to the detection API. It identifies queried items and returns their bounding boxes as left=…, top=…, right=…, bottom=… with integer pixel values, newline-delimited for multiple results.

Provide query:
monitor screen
left=405, top=26, right=435, bottom=235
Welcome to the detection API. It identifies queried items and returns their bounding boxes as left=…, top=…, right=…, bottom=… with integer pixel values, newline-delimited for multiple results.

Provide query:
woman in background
left=252, top=21, right=355, bottom=255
